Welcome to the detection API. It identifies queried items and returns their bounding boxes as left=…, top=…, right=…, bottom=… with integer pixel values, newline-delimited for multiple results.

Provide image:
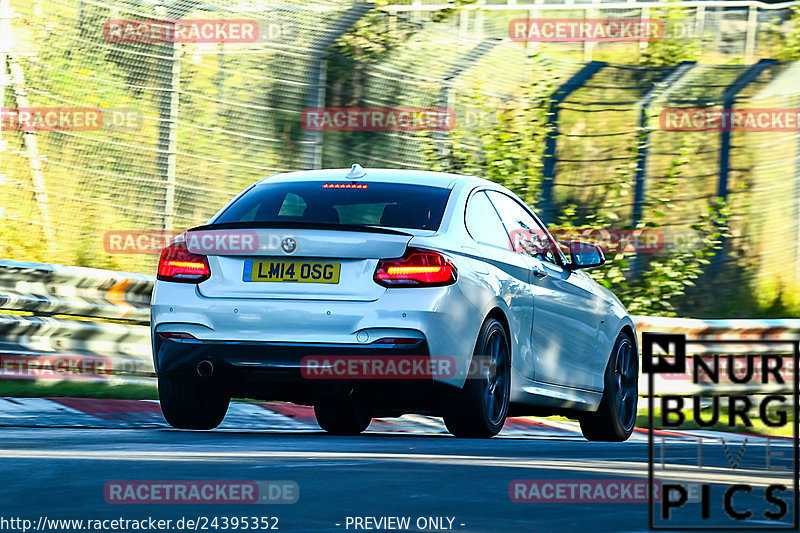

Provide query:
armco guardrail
left=0, top=260, right=154, bottom=380
left=0, top=259, right=152, bottom=323
left=634, top=316, right=800, bottom=397
left=0, top=260, right=798, bottom=390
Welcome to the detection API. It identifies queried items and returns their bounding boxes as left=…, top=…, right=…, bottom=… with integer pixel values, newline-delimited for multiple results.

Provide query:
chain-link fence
left=1, top=0, right=799, bottom=316
left=384, top=1, right=796, bottom=64
left=1, top=0, right=371, bottom=271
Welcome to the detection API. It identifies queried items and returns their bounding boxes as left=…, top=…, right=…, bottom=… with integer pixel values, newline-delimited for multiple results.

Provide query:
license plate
left=243, top=260, right=340, bottom=284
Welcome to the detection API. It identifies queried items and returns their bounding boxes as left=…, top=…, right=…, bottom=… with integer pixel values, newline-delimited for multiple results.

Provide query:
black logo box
left=643, top=332, right=800, bottom=531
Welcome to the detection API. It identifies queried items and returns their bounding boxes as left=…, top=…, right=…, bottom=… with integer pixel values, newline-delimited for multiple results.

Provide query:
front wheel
left=580, top=332, right=638, bottom=442
left=443, top=318, right=511, bottom=438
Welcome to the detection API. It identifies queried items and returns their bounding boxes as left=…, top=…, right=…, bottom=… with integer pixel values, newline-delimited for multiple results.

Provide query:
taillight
left=374, top=248, right=457, bottom=287
left=157, top=242, right=210, bottom=283
left=158, top=332, right=197, bottom=340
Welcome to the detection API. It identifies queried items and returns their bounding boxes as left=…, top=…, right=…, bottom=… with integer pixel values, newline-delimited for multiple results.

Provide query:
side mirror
left=566, top=241, right=605, bottom=270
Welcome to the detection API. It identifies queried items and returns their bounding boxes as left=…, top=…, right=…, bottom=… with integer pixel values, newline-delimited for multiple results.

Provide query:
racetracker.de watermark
left=103, top=19, right=259, bottom=43
left=510, top=228, right=665, bottom=255
left=0, top=107, right=142, bottom=132
left=510, top=479, right=662, bottom=502
left=660, top=108, right=800, bottom=132
left=104, top=229, right=298, bottom=255
left=301, top=107, right=455, bottom=131
left=509, top=18, right=663, bottom=41
left=104, top=480, right=298, bottom=504
left=301, top=356, right=456, bottom=380
left=0, top=355, right=112, bottom=379
left=301, top=354, right=510, bottom=380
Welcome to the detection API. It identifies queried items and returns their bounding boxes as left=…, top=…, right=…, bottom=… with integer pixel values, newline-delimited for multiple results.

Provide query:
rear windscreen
left=214, top=181, right=451, bottom=230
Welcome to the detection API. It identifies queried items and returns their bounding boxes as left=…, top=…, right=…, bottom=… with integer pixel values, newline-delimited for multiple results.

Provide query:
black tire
left=580, top=332, right=638, bottom=442
left=158, top=374, right=230, bottom=430
left=314, top=399, right=372, bottom=435
left=443, top=318, right=511, bottom=438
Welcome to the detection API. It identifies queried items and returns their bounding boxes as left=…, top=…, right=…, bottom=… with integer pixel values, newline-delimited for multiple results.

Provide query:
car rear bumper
left=151, top=281, right=484, bottom=389
left=155, top=336, right=429, bottom=375
left=154, top=336, right=454, bottom=411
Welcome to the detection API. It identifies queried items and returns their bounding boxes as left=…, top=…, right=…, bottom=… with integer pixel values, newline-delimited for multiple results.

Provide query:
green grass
left=0, top=379, right=158, bottom=400
left=637, top=405, right=794, bottom=437
left=544, top=406, right=793, bottom=437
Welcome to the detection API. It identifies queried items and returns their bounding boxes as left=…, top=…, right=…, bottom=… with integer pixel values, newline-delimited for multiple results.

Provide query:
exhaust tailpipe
left=196, top=360, right=214, bottom=378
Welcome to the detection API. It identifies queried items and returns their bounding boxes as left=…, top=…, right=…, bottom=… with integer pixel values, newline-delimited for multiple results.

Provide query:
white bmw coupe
left=151, top=165, right=638, bottom=440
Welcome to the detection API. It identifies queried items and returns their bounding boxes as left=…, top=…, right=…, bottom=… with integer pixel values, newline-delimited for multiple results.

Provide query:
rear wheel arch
left=484, top=307, right=510, bottom=353
left=444, top=315, right=511, bottom=437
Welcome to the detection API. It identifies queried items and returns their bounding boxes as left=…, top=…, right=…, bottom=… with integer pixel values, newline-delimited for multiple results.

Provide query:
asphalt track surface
left=0, top=401, right=796, bottom=533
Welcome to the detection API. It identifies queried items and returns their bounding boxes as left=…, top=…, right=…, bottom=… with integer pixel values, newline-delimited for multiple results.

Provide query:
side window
left=465, top=191, right=511, bottom=249
left=277, top=193, right=307, bottom=216
left=486, top=191, right=559, bottom=265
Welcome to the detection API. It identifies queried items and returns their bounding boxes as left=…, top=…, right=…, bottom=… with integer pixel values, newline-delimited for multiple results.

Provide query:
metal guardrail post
left=300, top=3, right=374, bottom=170
left=539, top=61, right=606, bottom=225
left=713, top=58, right=776, bottom=275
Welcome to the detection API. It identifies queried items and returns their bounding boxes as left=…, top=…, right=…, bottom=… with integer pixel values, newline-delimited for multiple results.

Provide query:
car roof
left=254, top=168, right=500, bottom=191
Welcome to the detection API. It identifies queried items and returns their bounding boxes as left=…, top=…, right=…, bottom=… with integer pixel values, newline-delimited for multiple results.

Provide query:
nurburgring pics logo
left=301, top=107, right=455, bottom=131
left=509, top=18, right=664, bottom=42
left=643, top=332, right=799, bottom=529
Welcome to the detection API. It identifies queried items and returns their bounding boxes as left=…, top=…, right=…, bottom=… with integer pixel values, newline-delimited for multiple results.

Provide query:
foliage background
left=1, top=0, right=799, bottom=318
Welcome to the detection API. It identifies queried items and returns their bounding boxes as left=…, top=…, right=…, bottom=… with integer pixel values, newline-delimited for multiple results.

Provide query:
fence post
left=475, top=0, right=486, bottom=39
left=300, top=3, right=373, bottom=170
left=155, top=2, right=195, bottom=233
left=540, top=61, right=606, bottom=225
left=714, top=58, right=776, bottom=275
left=632, top=61, right=696, bottom=228
left=161, top=41, right=180, bottom=233
left=0, top=0, right=9, bottom=199
left=796, top=93, right=800, bottom=283
left=4, top=11, right=55, bottom=251
left=744, top=5, right=758, bottom=64
left=695, top=4, right=706, bottom=36
left=435, top=39, right=501, bottom=161
left=630, top=62, right=695, bottom=276
left=639, top=6, right=650, bottom=60
left=584, top=0, right=600, bottom=62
